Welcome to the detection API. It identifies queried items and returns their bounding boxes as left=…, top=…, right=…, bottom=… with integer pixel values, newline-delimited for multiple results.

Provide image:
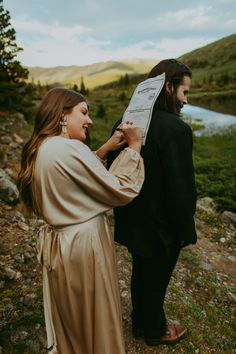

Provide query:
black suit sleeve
left=107, top=118, right=126, bottom=169
left=161, top=123, right=197, bottom=245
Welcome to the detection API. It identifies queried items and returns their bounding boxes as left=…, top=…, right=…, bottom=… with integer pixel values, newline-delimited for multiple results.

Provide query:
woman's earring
left=60, top=114, right=68, bottom=137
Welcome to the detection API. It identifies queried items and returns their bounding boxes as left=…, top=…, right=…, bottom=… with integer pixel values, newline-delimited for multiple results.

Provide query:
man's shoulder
left=152, top=109, right=191, bottom=135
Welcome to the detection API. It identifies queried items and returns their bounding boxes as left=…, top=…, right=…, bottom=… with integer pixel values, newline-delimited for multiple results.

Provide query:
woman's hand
left=95, top=130, right=126, bottom=160
left=96, top=121, right=143, bottom=160
left=105, top=130, right=126, bottom=151
left=118, top=121, right=143, bottom=152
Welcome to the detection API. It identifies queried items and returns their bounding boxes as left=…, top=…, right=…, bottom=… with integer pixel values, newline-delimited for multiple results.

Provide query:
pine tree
left=0, top=0, right=28, bottom=110
left=80, top=76, right=86, bottom=95
left=96, top=103, right=106, bottom=119
left=123, top=73, right=130, bottom=87
left=72, top=83, right=79, bottom=92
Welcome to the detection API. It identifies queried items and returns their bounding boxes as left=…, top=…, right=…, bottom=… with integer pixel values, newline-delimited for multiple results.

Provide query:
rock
left=3, top=267, right=16, bottom=279
left=10, top=330, right=28, bottom=343
left=14, top=210, right=26, bottom=222
left=3, top=205, right=13, bottom=210
left=221, top=211, right=236, bottom=228
left=14, top=254, right=25, bottom=264
left=4, top=168, right=14, bottom=178
left=9, top=142, right=19, bottom=149
left=4, top=267, right=18, bottom=280
left=0, top=280, right=5, bottom=288
left=220, top=237, right=226, bottom=243
left=0, top=168, right=19, bottom=204
left=24, top=252, right=33, bottom=260
left=17, top=221, right=29, bottom=231
left=119, top=279, right=127, bottom=289
left=14, top=112, right=27, bottom=123
left=19, top=331, right=28, bottom=340
left=35, top=323, right=41, bottom=330
left=228, top=292, right=236, bottom=302
left=15, top=271, right=22, bottom=280
left=228, top=255, right=236, bottom=262
left=23, top=293, right=36, bottom=306
left=197, top=197, right=217, bottom=214
left=121, top=290, right=129, bottom=298
left=26, top=339, right=40, bottom=352
left=12, top=133, right=24, bottom=144
left=199, top=262, right=213, bottom=271
left=25, top=244, right=33, bottom=252
left=0, top=135, right=12, bottom=144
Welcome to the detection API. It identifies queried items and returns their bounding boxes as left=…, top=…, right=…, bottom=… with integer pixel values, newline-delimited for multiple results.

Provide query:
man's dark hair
left=147, top=59, right=192, bottom=116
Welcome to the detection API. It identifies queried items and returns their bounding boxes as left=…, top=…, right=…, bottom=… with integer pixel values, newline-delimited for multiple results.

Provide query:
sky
left=3, top=0, right=236, bottom=68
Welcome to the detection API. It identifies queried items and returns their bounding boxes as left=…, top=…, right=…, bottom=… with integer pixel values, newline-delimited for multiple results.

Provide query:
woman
left=18, top=87, right=144, bottom=354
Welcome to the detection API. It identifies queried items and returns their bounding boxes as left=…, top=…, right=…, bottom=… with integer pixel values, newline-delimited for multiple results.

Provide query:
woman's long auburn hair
left=18, top=87, right=86, bottom=213
left=147, top=59, right=192, bottom=116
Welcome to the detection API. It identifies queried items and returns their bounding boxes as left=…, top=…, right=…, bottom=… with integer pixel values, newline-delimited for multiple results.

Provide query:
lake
left=182, top=104, right=236, bottom=136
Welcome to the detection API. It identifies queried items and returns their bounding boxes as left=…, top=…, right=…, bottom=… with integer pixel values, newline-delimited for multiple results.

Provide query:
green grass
left=193, top=128, right=236, bottom=212
left=179, top=33, right=236, bottom=89
left=166, top=265, right=236, bottom=353
left=180, top=248, right=200, bottom=266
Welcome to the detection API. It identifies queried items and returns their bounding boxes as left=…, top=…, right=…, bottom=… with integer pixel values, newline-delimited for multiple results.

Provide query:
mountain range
left=28, top=34, right=236, bottom=89
left=28, top=59, right=157, bottom=89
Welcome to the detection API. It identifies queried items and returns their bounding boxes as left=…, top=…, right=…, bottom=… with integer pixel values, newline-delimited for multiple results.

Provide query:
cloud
left=94, top=5, right=235, bottom=42
left=14, top=19, right=212, bottom=67
left=13, top=20, right=91, bottom=41
left=10, top=4, right=235, bottom=68
left=14, top=21, right=113, bottom=67
left=108, top=37, right=212, bottom=61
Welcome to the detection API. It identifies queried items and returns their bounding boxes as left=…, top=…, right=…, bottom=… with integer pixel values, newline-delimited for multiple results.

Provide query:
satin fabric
left=33, top=136, right=144, bottom=354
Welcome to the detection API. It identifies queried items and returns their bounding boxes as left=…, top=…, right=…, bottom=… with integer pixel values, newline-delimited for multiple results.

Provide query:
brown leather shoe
left=145, top=323, right=187, bottom=346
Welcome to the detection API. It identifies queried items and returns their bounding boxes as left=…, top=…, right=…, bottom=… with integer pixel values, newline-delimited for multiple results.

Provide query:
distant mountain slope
left=178, top=33, right=236, bottom=86
left=28, top=59, right=157, bottom=89
left=28, top=34, right=236, bottom=89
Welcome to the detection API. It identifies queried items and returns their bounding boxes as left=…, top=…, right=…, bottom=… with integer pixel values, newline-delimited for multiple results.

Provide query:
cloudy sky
left=4, top=0, right=236, bottom=68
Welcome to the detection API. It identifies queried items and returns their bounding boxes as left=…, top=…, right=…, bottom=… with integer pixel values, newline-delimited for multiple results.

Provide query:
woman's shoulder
left=41, top=136, right=88, bottom=151
left=39, top=136, right=91, bottom=163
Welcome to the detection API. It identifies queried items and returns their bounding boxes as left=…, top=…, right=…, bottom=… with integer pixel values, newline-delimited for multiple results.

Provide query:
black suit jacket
left=107, top=107, right=197, bottom=257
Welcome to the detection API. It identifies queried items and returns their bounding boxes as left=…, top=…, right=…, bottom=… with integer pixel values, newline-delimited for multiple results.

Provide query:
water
left=182, top=104, right=236, bottom=136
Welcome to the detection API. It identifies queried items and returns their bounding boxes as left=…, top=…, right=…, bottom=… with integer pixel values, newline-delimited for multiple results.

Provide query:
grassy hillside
left=178, top=33, right=236, bottom=89
left=87, top=34, right=236, bottom=94
left=28, top=59, right=157, bottom=89
left=28, top=34, right=236, bottom=92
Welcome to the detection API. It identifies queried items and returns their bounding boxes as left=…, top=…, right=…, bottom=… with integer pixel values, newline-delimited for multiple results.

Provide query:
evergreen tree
left=0, top=0, right=28, bottom=110
left=119, top=91, right=126, bottom=101
left=80, top=76, right=87, bottom=95
left=96, top=103, right=106, bottom=119
left=123, top=73, right=130, bottom=87
left=118, top=73, right=130, bottom=87
left=73, top=83, right=79, bottom=92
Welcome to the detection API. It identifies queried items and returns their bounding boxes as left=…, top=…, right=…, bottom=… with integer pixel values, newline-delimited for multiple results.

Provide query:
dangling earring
left=60, top=114, right=69, bottom=138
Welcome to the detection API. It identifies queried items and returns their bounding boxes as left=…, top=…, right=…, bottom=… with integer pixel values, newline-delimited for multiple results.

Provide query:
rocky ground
left=0, top=112, right=236, bottom=353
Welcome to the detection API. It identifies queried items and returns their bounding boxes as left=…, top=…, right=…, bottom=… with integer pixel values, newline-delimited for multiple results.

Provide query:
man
left=107, top=59, right=197, bottom=346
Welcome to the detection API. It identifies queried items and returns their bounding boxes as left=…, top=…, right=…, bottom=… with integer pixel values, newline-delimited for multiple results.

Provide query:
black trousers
left=131, top=238, right=181, bottom=338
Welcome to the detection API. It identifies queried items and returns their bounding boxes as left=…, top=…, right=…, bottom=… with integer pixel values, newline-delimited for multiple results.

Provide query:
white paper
left=122, top=72, right=165, bottom=145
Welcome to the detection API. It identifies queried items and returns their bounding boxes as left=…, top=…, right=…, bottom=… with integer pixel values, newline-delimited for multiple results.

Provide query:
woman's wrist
left=128, top=141, right=142, bottom=153
left=96, top=143, right=109, bottom=160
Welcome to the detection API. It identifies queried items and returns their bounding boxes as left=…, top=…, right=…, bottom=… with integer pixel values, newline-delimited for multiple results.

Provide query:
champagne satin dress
left=33, top=136, right=144, bottom=354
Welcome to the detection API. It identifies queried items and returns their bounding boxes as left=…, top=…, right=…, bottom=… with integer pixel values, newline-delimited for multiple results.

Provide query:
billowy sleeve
left=58, top=140, right=144, bottom=208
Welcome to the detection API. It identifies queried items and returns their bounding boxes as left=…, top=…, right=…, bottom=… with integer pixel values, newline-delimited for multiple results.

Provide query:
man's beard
left=176, top=99, right=183, bottom=114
